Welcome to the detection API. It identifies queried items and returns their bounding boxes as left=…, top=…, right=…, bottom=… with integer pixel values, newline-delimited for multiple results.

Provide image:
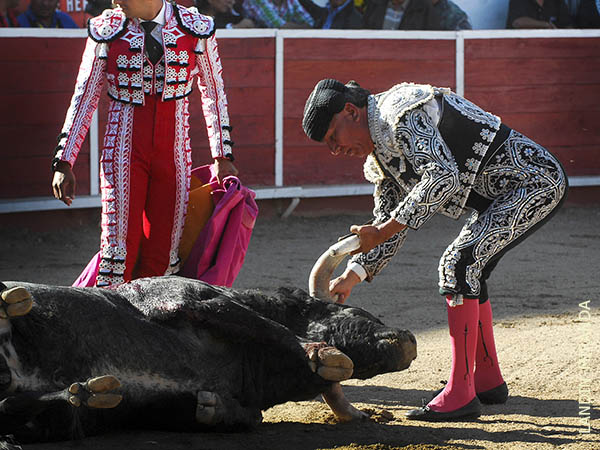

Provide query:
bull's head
left=308, top=235, right=417, bottom=379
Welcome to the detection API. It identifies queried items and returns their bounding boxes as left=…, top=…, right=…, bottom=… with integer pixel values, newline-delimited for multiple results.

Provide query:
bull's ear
left=169, top=295, right=308, bottom=357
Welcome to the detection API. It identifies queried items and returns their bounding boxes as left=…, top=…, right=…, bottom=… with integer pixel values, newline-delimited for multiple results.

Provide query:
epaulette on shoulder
left=174, top=3, right=215, bottom=39
left=88, top=7, right=128, bottom=43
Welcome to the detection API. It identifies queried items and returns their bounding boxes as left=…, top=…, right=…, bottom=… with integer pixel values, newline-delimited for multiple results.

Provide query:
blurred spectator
left=197, top=0, right=256, bottom=28
left=565, top=0, right=580, bottom=18
left=354, top=0, right=366, bottom=13
left=0, top=0, right=19, bottom=26
left=363, top=0, right=442, bottom=30
left=506, top=0, right=572, bottom=29
left=85, top=0, right=112, bottom=18
left=300, top=0, right=363, bottom=28
left=243, top=0, right=315, bottom=27
left=17, top=0, right=78, bottom=27
left=575, top=0, right=600, bottom=27
left=432, top=0, right=472, bottom=30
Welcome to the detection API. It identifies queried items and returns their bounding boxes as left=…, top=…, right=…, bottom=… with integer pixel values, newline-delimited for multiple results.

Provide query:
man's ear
left=344, top=102, right=360, bottom=121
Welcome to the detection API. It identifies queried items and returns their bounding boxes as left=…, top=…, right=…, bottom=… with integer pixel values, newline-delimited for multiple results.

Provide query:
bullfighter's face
left=323, top=103, right=374, bottom=159
left=113, top=0, right=159, bottom=19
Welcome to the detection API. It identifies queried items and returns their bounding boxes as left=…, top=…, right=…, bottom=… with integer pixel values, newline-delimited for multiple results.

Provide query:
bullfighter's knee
left=304, top=342, right=353, bottom=381
left=0, top=286, right=33, bottom=319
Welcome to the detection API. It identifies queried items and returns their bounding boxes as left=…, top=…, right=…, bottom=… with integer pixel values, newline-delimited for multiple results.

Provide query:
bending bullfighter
left=302, top=79, right=568, bottom=421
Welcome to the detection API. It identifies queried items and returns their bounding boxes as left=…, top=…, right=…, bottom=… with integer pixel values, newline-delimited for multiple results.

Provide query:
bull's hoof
left=304, top=343, right=353, bottom=381
left=0, top=287, right=33, bottom=319
left=68, top=375, right=122, bottom=409
left=195, top=391, right=220, bottom=425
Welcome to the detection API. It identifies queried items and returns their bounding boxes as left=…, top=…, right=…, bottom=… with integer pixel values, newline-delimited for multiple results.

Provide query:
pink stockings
left=428, top=298, right=504, bottom=412
left=474, top=300, right=504, bottom=393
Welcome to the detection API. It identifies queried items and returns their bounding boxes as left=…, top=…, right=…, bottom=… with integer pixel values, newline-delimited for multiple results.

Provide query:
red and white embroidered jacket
left=54, top=3, right=233, bottom=168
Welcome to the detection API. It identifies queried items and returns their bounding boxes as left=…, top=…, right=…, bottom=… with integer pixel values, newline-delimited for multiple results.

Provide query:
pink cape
left=72, top=165, right=258, bottom=288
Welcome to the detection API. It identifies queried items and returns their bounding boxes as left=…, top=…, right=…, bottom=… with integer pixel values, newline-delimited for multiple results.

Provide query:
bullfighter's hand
left=52, top=161, right=76, bottom=206
left=214, top=157, right=239, bottom=185
left=350, top=218, right=406, bottom=254
left=329, top=269, right=360, bottom=304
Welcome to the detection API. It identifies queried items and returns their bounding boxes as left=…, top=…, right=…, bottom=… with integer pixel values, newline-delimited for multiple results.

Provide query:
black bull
left=0, top=277, right=416, bottom=443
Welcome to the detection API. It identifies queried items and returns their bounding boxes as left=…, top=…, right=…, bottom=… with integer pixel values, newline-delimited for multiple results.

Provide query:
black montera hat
left=302, top=79, right=348, bottom=142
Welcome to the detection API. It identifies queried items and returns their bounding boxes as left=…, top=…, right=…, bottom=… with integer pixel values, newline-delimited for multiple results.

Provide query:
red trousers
left=97, top=96, right=192, bottom=287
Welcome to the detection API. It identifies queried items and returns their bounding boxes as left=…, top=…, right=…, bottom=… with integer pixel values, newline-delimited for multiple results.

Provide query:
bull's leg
left=195, top=391, right=262, bottom=429
left=0, top=375, right=121, bottom=418
left=302, top=343, right=366, bottom=421
left=0, top=285, right=34, bottom=393
left=321, top=382, right=368, bottom=422
left=0, top=286, right=33, bottom=319
left=66, top=375, right=122, bottom=409
left=0, top=375, right=122, bottom=442
left=303, top=342, right=354, bottom=381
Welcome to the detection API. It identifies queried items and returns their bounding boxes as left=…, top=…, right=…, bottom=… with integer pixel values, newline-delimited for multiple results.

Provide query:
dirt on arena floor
left=0, top=203, right=598, bottom=450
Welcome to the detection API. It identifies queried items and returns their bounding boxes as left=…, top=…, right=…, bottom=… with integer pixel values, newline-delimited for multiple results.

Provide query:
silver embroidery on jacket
left=438, top=130, right=567, bottom=296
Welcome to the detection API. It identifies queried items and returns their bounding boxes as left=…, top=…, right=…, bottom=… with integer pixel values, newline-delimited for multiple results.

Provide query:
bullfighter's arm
left=51, top=38, right=107, bottom=205
left=195, top=34, right=232, bottom=159
left=53, top=38, right=107, bottom=170
left=195, top=34, right=237, bottom=181
left=347, top=178, right=409, bottom=282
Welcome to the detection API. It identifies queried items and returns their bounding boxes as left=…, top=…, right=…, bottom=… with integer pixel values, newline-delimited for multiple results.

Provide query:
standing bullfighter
left=301, top=79, right=568, bottom=421
left=51, top=0, right=237, bottom=287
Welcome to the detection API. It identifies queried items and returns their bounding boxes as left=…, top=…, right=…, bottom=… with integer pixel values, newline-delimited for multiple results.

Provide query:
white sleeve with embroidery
left=348, top=178, right=409, bottom=282
left=391, top=108, right=460, bottom=230
left=195, top=35, right=232, bottom=159
left=55, top=38, right=107, bottom=167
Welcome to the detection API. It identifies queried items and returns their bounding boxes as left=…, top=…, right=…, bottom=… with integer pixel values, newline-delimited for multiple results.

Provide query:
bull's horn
left=309, top=235, right=361, bottom=302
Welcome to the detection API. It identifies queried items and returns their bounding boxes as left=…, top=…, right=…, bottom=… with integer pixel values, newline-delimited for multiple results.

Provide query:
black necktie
left=141, top=21, right=163, bottom=65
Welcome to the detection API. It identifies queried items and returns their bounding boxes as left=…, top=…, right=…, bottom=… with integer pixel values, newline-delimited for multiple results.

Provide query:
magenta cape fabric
left=180, top=165, right=258, bottom=286
left=72, top=251, right=102, bottom=288
left=72, top=165, right=258, bottom=288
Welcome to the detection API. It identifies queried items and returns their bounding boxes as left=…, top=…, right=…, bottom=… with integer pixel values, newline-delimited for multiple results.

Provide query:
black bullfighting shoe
left=430, top=381, right=509, bottom=405
left=406, top=397, right=481, bottom=421
left=477, top=381, right=508, bottom=404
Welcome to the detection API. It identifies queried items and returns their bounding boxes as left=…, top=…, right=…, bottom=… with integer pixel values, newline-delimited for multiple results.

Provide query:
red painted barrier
left=0, top=32, right=598, bottom=204
left=464, top=37, right=600, bottom=178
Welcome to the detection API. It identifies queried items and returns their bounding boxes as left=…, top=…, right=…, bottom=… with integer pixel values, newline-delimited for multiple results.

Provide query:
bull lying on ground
left=0, top=276, right=416, bottom=444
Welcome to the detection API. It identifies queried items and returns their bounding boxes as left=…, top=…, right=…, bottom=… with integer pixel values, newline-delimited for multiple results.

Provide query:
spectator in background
left=363, top=0, right=442, bottom=30
left=18, top=0, right=78, bottom=27
left=0, top=0, right=19, bottom=26
left=243, top=0, right=315, bottom=27
left=85, top=0, right=112, bottom=18
left=300, top=0, right=363, bottom=29
left=432, top=0, right=471, bottom=30
left=564, top=0, right=580, bottom=19
left=197, top=0, right=255, bottom=28
left=354, top=0, right=366, bottom=13
left=506, top=0, right=572, bottom=29
left=574, top=0, right=600, bottom=27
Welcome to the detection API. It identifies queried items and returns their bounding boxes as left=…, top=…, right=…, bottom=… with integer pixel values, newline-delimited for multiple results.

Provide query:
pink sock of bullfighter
left=428, top=297, right=479, bottom=413
left=474, top=300, right=505, bottom=393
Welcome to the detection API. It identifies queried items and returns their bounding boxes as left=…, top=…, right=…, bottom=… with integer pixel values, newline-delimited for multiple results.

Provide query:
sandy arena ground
left=0, top=204, right=598, bottom=450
